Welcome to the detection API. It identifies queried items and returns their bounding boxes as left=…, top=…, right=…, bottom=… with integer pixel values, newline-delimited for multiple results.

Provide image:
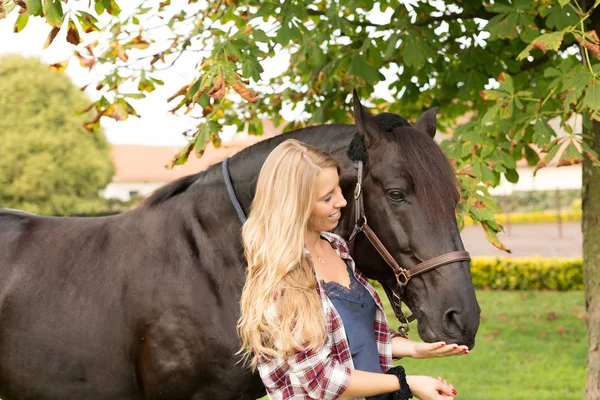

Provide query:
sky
left=0, top=2, right=401, bottom=147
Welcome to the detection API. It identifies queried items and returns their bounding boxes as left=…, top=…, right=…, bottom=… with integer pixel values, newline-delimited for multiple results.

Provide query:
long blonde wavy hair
left=237, top=139, right=342, bottom=370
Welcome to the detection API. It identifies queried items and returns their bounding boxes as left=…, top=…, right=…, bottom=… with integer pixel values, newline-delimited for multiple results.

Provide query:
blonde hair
left=237, top=139, right=341, bottom=370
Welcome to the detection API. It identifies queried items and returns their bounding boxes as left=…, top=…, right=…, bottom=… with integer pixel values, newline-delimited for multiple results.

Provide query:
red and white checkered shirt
left=257, top=232, right=400, bottom=400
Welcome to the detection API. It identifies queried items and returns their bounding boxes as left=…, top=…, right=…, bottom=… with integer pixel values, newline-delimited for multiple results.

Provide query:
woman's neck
left=305, top=230, right=322, bottom=249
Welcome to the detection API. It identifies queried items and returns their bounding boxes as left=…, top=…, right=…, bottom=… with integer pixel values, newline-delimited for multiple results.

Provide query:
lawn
left=258, top=289, right=586, bottom=400
left=383, top=289, right=586, bottom=400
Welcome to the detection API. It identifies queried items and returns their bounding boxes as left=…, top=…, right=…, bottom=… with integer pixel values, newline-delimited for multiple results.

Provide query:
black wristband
left=385, top=366, right=413, bottom=400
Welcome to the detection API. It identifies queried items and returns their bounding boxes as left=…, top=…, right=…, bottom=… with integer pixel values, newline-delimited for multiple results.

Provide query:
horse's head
left=344, top=92, right=480, bottom=349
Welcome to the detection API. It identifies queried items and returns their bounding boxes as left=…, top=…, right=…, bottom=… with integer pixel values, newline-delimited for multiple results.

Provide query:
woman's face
left=307, top=167, right=347, bottom=232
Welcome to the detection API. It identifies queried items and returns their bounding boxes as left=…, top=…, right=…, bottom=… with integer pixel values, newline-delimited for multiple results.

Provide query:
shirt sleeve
left=286, top=344, right=352, bottom=400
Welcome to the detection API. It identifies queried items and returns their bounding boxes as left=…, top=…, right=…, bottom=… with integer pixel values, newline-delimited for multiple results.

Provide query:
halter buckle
left=353, top=183, right=362, bottom=200
left=395, top=269, right=410, bottom=286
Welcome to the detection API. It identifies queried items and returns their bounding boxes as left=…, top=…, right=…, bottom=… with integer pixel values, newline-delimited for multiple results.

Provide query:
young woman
left=238, top=139, right=467, bottom=400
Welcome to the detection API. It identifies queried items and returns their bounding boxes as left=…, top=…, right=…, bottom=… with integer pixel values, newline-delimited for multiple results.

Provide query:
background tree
left=2, top=0, right=599, bottom=396
left=0, top=55, right=115, bottom=215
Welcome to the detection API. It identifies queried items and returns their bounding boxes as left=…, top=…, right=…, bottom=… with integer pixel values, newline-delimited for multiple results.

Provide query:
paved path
left=460, top=221, right=582, bottom=258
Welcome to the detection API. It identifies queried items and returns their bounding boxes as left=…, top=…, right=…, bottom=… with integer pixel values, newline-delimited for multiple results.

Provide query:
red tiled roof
left=111, top=120, right=284, bottom=182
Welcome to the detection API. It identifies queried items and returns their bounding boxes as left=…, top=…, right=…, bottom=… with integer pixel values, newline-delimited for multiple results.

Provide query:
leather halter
left=348, top=160, right=471, bottom=336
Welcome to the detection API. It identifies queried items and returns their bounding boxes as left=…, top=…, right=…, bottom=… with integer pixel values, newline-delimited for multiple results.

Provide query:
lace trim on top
left=319, top=263, right=370, bottom=306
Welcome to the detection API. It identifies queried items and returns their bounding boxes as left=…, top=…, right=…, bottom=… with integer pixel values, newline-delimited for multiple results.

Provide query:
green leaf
left=494, top=150, right=517, bottom=169
left=583, top=80, right=600, bottom=111
left=559, top=141, right=583, bottom=163
left=94, top=0, right=105, bottom=15
left=195, top=122, right=214, bottom=152
left=517, top=31, right=565, bottom=60
left=403, top=35, right=433, bottom=68
left=546, top=5, right=578, bottom=30
left=480, top=90, right=506, bottom=101
left=505, top=168, right=519, bottom=184
left=349, top=53, right=382, bottom=85
left=544, top=67, right=562, bottom=78
left=470, top=207, right=496, bottom=222
left=533, top=119, right=555, bottom=147
left=488, top=13, right=519, bottom=40
left=105, top=0, right=121, bottom=16
left=242, top=56, right=262, bottom=82
left=518, top=14, right=538, bottom=43
left=252, top=28, right=269, bottom=43
left=558, top=0, right=571, bottom=6
left=77, top=11, right=99, bottom=33
left=563, top=71, right=593, bottom=107
left=498, top=72, right=514, bottom=94
left=524, top=144, right=541, bottom=166
left=276, top=20, right=300, bottom=45
left=27, top=0, right=43, bottom=16
left=482, top=102, right=503, bottom=124
left=43, top=0, right=64, bottom=28
left=385, top=32, right=400, bottom=58
left=173, top=141, right=195, bottom=167
left=14, top=13, right=29, bottom=33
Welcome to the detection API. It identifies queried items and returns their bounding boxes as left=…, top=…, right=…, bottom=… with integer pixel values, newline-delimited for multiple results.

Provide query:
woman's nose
left=336, top=195, right=347, bottom=208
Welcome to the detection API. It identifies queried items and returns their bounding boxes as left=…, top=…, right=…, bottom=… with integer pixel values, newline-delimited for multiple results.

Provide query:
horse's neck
left=224, top=125, right=357, bottom=205
left=183, top=124, right=358, bottom=237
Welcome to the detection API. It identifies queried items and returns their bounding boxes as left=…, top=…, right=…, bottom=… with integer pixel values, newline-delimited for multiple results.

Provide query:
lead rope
left=222, top=158, right=247, bottom=224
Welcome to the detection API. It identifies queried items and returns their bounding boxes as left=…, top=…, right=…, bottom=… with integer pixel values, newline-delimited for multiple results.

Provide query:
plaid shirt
left=257, top=232, right=400, bottom=400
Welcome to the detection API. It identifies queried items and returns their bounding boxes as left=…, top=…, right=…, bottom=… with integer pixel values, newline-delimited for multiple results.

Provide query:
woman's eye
left=324, top=196, right=332, bottom=202
left=387, top=190, right=407, bottom=203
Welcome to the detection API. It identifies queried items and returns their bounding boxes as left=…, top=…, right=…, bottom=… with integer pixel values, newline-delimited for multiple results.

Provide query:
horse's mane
left=143, top=172, right=202, bottom=207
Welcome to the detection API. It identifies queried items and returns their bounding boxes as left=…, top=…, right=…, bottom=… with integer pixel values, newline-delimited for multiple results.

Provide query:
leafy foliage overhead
left=3, top=0, right=600, bottom=247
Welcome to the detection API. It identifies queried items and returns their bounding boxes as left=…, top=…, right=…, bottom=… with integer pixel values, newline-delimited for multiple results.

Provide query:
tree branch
left=306, top=6, right=495, bottom=31
left=414, top=8, right=496, bottom=27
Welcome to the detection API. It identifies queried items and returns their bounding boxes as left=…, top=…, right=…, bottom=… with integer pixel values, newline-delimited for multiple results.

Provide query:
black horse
left=0, top=93, right=480, bottom=400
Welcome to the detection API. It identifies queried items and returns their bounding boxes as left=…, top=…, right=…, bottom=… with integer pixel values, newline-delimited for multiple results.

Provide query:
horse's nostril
left=443, top=308, right=464, bottom=334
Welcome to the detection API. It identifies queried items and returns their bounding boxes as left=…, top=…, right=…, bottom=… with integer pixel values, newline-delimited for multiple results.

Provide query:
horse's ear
left=353, top=89, right=380, bottom=147
left=413, top=107, right=438, bottom=138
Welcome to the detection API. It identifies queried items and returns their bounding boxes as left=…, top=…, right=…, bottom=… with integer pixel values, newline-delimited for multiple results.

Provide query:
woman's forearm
left=339, top=369, right=402, bottom=399
left=391, top=336, right=415, bottom=358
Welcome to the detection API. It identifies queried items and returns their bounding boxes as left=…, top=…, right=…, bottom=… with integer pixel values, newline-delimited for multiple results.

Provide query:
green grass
left=383, top=290, right=587, bottom=400
left=258, top=289, right=586, bottom=400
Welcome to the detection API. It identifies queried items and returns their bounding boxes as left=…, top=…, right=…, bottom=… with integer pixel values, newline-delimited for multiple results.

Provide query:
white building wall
left=102, top=181, right=166, bottom=201
left=490, top=164, right=582, bottom=195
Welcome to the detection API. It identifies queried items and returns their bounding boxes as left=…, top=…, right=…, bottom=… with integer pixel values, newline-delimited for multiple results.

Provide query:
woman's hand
left=406, top=375, right=457, bottom=399
left=410, top=341, right=469, bottom=359
left=391, top=337, right=469, bottom=359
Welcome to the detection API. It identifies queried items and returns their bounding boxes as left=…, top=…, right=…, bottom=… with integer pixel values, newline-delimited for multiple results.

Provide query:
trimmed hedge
left=370, top=257, right=583, bottom=291
left=470, top=257, right=583, bottom=290
left=464, top=210, right=581, bottom=226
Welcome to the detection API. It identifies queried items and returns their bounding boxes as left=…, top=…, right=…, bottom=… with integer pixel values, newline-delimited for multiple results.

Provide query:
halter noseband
left=348, top=160, right=471, bottom=336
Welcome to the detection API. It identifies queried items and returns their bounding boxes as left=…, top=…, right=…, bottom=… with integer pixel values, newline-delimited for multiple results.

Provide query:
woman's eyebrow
left=319, top=182, right=339, bottom=200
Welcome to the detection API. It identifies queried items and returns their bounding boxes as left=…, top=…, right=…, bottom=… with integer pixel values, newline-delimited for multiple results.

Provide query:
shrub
left=370, top=257, right=583, bottom=291
left=464, top=210, right=581, bottom=225
left=470, top=257, right=583, bottom=290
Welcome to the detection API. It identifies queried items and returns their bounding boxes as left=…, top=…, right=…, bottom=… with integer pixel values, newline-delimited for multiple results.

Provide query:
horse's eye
left=387, top=189, right=407, bottom=204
